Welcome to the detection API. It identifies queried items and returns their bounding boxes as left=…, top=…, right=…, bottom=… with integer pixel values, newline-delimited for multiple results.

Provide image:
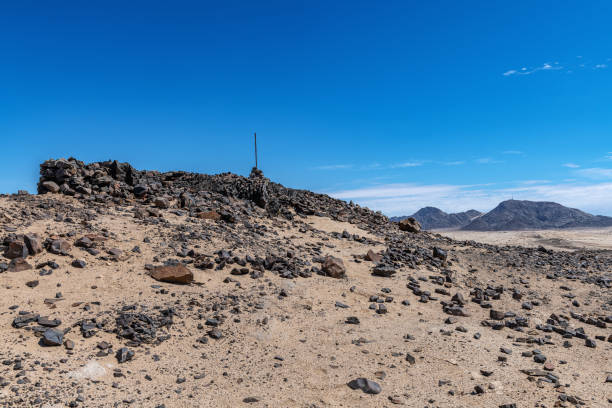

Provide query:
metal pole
left=254, top=132, right=258, bottom=169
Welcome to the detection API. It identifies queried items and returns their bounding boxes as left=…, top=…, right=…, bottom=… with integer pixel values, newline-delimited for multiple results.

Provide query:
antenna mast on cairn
left=254, top=132, right=258, bottom=169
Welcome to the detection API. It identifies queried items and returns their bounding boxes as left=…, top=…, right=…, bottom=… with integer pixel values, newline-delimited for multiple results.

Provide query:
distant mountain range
left=392, top=200, right=612, bottom=231
left=461, top=199, right=612, bottom=231
left=390, top=207, right=482, bottom=230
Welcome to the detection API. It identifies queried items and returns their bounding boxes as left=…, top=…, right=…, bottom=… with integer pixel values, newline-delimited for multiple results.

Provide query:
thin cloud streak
left=390, top=161, right=423, bottom=168
left=476, top=158, right=503, bottom=164
left=503, top=62, right=563, bottom=76
left=575, top=167, right=612, bottom=179
left=503, top=57, right=610, bottom=76
left=313, top=164, right=354, bottom=170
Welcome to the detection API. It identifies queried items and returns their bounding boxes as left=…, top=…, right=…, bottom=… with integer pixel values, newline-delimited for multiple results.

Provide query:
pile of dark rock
left=114, top=307, right=175, bottom=346
left=37, top=158, right=389, bottom=231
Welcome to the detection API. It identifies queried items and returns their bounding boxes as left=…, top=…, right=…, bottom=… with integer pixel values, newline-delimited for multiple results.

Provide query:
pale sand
left=438, top=227, right=612, bottom=251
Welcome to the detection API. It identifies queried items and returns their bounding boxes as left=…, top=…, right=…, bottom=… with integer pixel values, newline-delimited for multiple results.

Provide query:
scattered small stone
left=347, top=378, right=381, bottom=394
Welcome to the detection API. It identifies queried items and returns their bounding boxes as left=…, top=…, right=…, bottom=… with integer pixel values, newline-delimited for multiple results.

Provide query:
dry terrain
left=0, top=158, right=610, bottom=408
left=439, top=228, right=612, bottom=252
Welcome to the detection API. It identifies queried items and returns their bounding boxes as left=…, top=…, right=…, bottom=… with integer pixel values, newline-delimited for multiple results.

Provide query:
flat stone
left=48, top=239, right=71, bottom=255
left=372, top=265, right=396, bottom=277
left=72, top=259, right=86, bottom=268
left=347, top=378, right=381, bottom=394
left=8, top=258, right=32, bottom=272
left=42, top=329, right=64, bottom=346
left=41, top=181, right=60, bottom=193
left=150, top=264, right=193, bottom=284
left=116, top=347, right=134, bottom=363
left=490, top=310, right=505, bottom=320
left=345, top=316, right=360, bottom=324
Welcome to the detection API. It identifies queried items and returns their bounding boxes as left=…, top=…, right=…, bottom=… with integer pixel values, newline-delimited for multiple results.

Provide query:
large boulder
left=40, top=181, right=60, bottom=193
left=150, top=264, right=194, bottom=284
left=398, top=217, right=421, bottom=233
left=4, top=240, right=28, bottom=259
left=24, top=234, right=43, bottom=255
left=322, top=256, right=346, bottom=278
left=47, top=239, right=71, bottom=255
left=42, top=329, right=64, bottom=346
left=365, top=249, right=382, bottom=263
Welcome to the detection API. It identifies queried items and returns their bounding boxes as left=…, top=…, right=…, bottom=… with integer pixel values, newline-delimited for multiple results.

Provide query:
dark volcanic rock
left=4, top=240, right=29, bottom=259
left=8, top=258, right=32, bottom=272
left=398, top=217, right=421, bottom=233
left=347, top=378, right=382, bottom=394
left=71, top=259, right=86, bottom=268
left=372, top=265, right=396, bottom=277
left=116, top=347, right=135, bottom=363
left=42, top=329, right=64, bottom=346
left=36, top=158, right=389, bottom=229
left=48, top=239, right=71, bottom=255
left=24, top=234, right=43, bottom=255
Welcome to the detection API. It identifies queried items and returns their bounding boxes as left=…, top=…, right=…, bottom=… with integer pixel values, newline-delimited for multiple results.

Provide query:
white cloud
left=503, top=62, right=563, bottom=76
left=563, top=163, right=580, bottom=168
left=391, top=161, right=423, bottom=168
left=503, top=150, right=523, bottom=155
left=313, top=164, right=353, bottom=170
left=443, top=161, right=465, bottom=166
left=503, top=58, right=612, bottom=76
left=575, top=167, right=612, bottom=179
left=476, top=158, right=502, bottom=164
left=328, top=181, right=612, bottom=216
left=520, top=180, right=550, bottom=185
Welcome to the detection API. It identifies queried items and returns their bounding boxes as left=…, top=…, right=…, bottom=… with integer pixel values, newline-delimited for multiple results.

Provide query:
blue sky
left=2, top=1, right=612, bottom=215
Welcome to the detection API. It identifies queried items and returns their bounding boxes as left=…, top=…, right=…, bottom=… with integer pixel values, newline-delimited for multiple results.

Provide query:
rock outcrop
left=37, top=158, right=388, bottom=232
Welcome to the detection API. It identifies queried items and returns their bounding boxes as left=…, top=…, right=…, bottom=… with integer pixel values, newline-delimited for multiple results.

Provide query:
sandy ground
left=0, top=195, right=610, bottom=407
left=438, top=227, right=612, bottom=251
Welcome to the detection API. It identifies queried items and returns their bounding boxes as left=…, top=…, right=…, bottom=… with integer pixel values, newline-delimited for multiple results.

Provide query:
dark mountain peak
left=413, top=207, right=448, bottom=217
left=462, top=200, right=612, bottom=231
left=391, top=207, right=482, bottom=230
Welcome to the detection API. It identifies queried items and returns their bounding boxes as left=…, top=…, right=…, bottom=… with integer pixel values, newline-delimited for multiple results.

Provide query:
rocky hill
left=462, top=199, right=612, bottom=231
left=0, top=158, right=610, bottom=407
left=391, top=207, right=481, bottom=230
